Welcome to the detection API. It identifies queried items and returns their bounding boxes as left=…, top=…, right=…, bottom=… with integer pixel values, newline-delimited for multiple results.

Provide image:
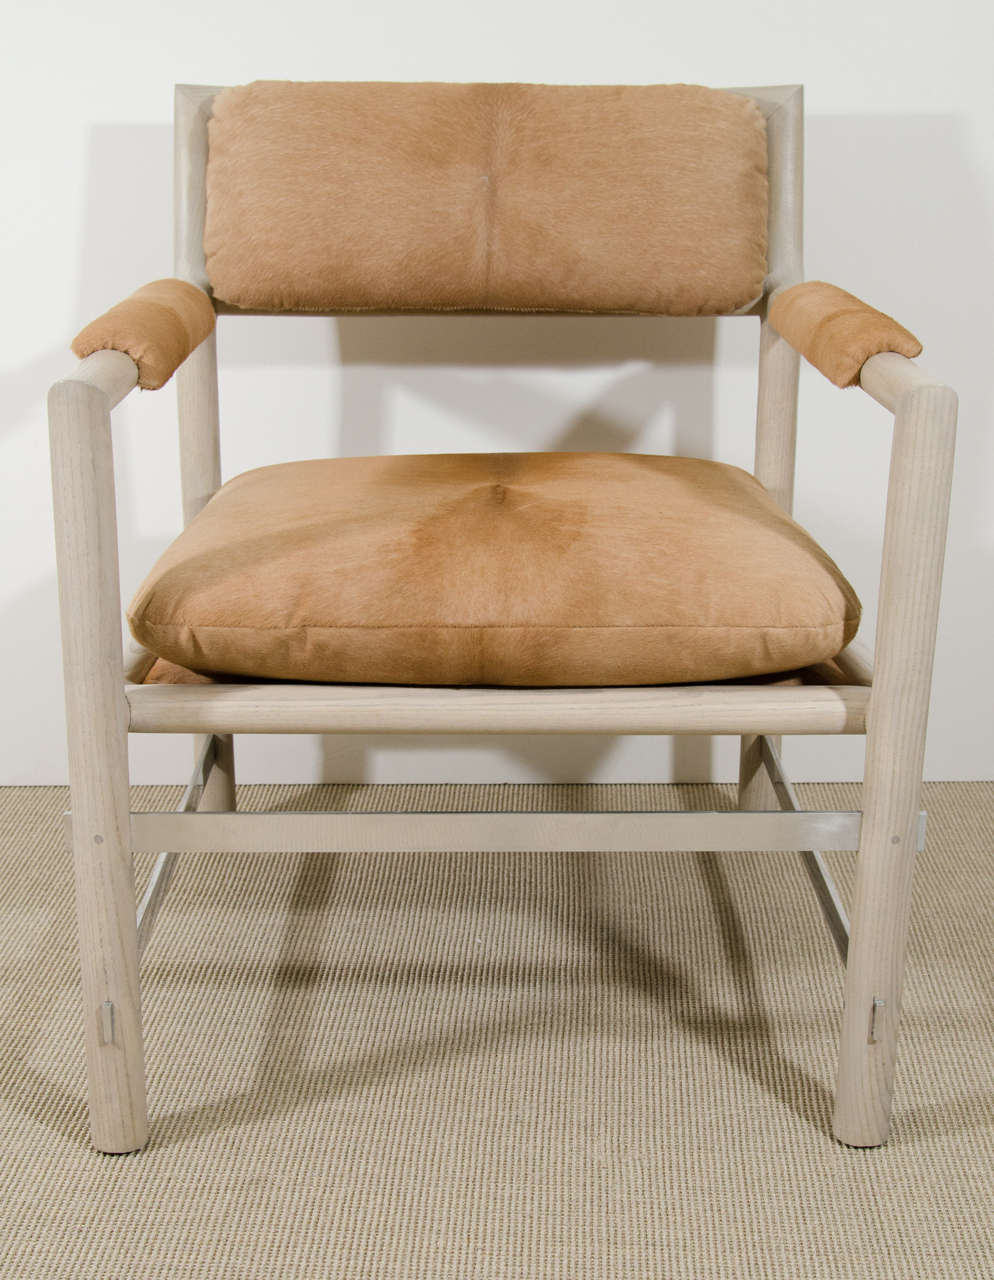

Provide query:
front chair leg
left=50, top=364, right=148, bottom=1153
left=833, top=780, right=922, bottom=1147
left=70, top=776, right=148, bottom=1154
left=834, top=379, right=956, bottom=1146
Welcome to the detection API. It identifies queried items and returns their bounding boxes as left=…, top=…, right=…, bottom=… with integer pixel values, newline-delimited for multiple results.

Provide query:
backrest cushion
left=204, top=81, right=768, bottom=315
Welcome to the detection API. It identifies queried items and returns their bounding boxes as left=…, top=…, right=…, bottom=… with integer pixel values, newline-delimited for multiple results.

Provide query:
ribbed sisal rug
left=1, top=782, right=992, bottom=1278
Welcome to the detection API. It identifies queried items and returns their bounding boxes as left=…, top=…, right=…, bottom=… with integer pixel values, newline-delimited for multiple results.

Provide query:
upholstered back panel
left=203, top=81, right=769, bottom=315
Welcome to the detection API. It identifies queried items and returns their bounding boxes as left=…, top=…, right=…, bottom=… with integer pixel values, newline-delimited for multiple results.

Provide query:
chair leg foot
left=71, top=823, right=149, bottom=1154
left=833, top=996, right=896, bottom=1148
left=832, top=808, right=920, bottom=1149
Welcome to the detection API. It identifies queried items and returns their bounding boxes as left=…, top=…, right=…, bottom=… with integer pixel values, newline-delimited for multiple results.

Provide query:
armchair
left=48, top=81, right=956, bottom=1153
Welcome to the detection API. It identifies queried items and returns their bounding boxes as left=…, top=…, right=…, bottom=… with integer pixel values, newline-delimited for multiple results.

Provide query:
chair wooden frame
left=48, top=84, right=957, bottom=1153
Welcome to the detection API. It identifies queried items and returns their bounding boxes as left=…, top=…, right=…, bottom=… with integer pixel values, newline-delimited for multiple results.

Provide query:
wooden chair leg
left=69, top=745, right=148, bottom=1154
left=833, top=381, right=956, bottom=1147
left=199, top=733, right=236, bottom=811
left=738, top=733, right=779, bottom=810
left=50, top=362, right=148, bottom=1153
left=833, top=764, right=922, bottom=1147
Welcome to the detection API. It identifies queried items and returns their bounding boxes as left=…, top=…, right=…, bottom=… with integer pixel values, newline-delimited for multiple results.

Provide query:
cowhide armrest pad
left=71, top=279, right=216, bottom=390
left=769, top=281, right=922, bottom=388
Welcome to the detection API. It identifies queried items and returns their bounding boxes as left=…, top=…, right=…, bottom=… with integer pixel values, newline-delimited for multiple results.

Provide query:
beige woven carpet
left=1, top=782, right=992, bottom=1278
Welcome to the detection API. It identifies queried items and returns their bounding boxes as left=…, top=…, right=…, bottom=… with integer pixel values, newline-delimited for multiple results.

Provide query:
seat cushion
left=127, top=452, right=860, bottom=687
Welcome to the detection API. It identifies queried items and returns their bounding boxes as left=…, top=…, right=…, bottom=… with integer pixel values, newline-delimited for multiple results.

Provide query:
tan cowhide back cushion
left=204, top=81, right=769, bottom=315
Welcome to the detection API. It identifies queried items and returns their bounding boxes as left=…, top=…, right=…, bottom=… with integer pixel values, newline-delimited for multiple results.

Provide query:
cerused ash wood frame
left=48, top=84, right=958, bottom=1154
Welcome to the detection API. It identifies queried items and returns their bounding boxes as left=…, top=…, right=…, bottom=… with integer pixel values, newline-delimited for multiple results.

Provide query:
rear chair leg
left=199, top=733, right=235, bottom=811
left=738, top=733, right=779, bottom=810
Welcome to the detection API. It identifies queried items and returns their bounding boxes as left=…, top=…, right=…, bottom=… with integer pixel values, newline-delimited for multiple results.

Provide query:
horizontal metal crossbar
left=129, top=809, right=865, bottom=855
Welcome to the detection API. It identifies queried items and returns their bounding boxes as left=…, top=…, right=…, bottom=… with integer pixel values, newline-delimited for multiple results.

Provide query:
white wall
left=3, top=0, right=992, bottom=785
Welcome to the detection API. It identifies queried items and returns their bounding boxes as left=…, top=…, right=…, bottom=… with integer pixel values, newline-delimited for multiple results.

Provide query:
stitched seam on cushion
left=135, top=618, right=861, bottom=632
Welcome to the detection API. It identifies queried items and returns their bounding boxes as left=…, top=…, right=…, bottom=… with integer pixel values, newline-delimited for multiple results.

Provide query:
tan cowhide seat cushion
left=127, top=452, right=860, bottom=687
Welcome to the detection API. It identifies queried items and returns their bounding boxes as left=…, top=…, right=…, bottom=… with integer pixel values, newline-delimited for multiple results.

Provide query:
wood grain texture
left=738, top=733, right=781, bottom=810
left=859, top=350, right=945, bottom=413
left=752, top=86, right=803, bottom=514
left=49, top=359, right=147, bottom=1153
left=176, top=327, right=221, bottom=525
left=754, top=313, right=801, bottom=513
left=173, top=94, right=234, bottom=813
left=63, top=349, right=139, bottom=408
left=827, top=639, right=874, bottom=687
left=834, top=380, right=957, bottom=1146
left=125, top=680, right=870, bottom=736
left=174, top=85, right=219, bottom=292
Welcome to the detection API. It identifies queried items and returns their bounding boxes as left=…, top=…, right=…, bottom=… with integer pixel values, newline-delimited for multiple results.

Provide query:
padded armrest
left=768, top=281, right=922, bottom=389
left=71, top=279, right=215, bottom=390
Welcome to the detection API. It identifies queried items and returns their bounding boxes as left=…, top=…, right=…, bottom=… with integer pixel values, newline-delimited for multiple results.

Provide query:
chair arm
left=767, top=287, right=956, bottom=741
left=857, top=350, right=950, bottom=414
left=768, top=281, right=922, bottom=389
left=71, top=279, right=215, bottom=390
left=52, top=348, right=140, bottom=410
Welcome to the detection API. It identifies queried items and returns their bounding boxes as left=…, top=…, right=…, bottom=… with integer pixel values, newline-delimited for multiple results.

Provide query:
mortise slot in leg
left=868, top=996, right=886, bottom=1045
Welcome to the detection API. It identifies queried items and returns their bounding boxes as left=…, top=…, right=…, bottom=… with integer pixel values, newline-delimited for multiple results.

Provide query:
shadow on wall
left=804, top=111, right=993, bottom=552
left=0, top=124, right=177, bottom=782
left=11, top=109, right=991, bottom=784
left=0, top=124, right=175, bottom=445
